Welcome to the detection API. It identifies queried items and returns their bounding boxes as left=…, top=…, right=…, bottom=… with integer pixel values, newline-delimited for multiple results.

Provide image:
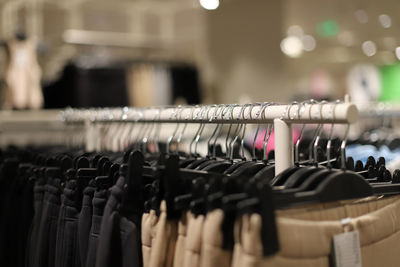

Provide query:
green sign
left=380, top=64, right=400, bottom=101
left=316, top=20, right=339, bottom=38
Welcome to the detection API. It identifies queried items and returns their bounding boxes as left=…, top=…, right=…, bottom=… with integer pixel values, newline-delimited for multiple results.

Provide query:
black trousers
left=34, top=179, right=62, bottom=267
left=86, top=189, right=107, bottom=267
left=55, top=180, right=80, bottom=267
left=96, top=177, right=140, bottom=267
left=78, top=184, right=95, bottom=266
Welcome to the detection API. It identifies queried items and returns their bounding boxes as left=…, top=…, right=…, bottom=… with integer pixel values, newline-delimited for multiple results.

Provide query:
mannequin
left=3, top=32, right=43, bottom=109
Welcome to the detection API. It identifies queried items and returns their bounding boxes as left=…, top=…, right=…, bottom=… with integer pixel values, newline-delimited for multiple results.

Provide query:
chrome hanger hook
left=294, top=101, right=310, bottom=162
left=326, top=100, right=341, bottom=168
left=175, top=105, right=190, bottom=155
left=189, top=105, right=205, bottom=157
left=229, top=104, right=248, bottom=160
left=225, top=104, right=238, bottom=160
left=251, top=102, right=268, bottom=160
left=312, top=100, right=328, bottom=165
left=166, top=105, right=182, bottom=154
left=211, top=104, right=230, bottom=158
left=261, top=102, right=278, bottom=161
left=207, top=104, right=224, bottom=158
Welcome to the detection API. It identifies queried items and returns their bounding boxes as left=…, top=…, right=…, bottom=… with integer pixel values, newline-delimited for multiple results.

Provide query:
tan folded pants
left=173, top=211, right=191, bottom=267
left=149, top=201, right=178, bottom=267
left=200, top=209, right=232, bottom=267
left=142, top=210, right=159, bottom=267
left=232, top=196, right=400, bottom=267
left=183, top=213, right=205, bottom=267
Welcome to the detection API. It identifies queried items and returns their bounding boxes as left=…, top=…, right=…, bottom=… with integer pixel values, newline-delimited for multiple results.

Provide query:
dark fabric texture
left=0, top=158, right=19, bottom=265
left=86, top=189, right=108, bottom=267
left=0, top=164, right=35, bottom=267
left=96, top=176, right=140, bottom=267
left=55, top=180, right=81, bottom=267
left=34, top=178, right=62, bottom=267
left=26, top=181, right=46, bottom=267
left=43, top=63, right=128, bottom=108
left=78, top=183, right=96, bottom=266
left=0, top=159, right=20, bottom=266
left=171, top=65, right=201, bottom=104
left=16, top=173, right=35, bottom=267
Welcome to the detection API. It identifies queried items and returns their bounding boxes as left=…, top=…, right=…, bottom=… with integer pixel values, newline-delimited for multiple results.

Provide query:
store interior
left=1, top=0, right=399, bottom=108
left=3, top=2, right=400, bottom=267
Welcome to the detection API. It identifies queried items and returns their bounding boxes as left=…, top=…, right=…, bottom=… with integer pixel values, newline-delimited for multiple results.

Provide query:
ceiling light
left=362, top=41, right=377, bottom=57
left=355, top=9, right=368, bottom=24
left=280, top=36, right=303, bottom=58
left=379, top=14, right=391, bottom=28
left=302, top=35, right=316, bottom=51
left=395, top=47, right=400, bottom=60
left=199, top=0, right=219, bottom=10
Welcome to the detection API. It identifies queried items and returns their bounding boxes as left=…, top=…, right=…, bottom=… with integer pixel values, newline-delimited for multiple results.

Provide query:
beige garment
left=142, top=212, right=150, bottom=267
left=126, top=64, right=155, bottom=107
left=200, top=209, right=232, bottom=267
left=173, top=211, right=191, bottom=267
left=142, top=210, right=160, bottom=267
left=4, top=39, right=43, bottom=109
left=183, top=213, right=205, bottom=267
left=235, top=195, right=400, bottom=267
left=149, top=201, right=178, bottom=267
left=230, top=215, right=243, bottom=267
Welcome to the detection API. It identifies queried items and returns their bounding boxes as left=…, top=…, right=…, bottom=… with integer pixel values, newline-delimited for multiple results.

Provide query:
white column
left=274, top=118, right=293, bottom=175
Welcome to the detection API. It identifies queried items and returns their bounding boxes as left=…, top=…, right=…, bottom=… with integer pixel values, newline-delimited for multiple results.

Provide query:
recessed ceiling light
left=302, top=35, right=316, bottom=51
left=379, top=14, right=391, bottom=28
left=199, top=0, right=219, bottom=10
left=362, top=41, right=377, bottom=57
left=355, top=9, right=368, bottom=24
left=280, top=36, right=303, bottom=58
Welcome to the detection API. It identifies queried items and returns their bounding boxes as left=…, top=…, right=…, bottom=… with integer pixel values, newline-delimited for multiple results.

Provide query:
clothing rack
left=60, top=102, right=358, bottom=175
left=0, top=109, right=69, bottom=147
left=357, top=102, right=400, bottom=118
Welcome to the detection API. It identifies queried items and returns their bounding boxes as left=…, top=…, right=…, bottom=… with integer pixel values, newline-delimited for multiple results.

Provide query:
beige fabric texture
left=200, top=209, right=232, bottom=267
left=126, top=64, right=155, bottom=107
left=4, top=39, right=43, bottom=109
left=142, top=213, right=151, bottom=267
left=230, top=217, right=243, bottom=267
left=233, top=196, right=400, bottom=267
left=173, top=211, right=191, bottom=267
left=149, top=201, right=177, bottom=267
left=183, top=213, right=205, bottom=267
left=142, top=210, right=160, bottom=267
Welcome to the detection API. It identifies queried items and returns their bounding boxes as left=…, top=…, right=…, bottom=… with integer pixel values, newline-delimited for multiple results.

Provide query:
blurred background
left=0, top=0, right=399, bottom=109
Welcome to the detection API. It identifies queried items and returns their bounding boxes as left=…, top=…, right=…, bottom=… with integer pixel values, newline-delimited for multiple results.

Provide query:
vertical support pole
left=274, top=118, right=293, bottom=175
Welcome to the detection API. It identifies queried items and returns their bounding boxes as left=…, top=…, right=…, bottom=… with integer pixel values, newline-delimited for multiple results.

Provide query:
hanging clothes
left=5, top=102, right=400, bottom=267
left=4, top=38, right=43, bottom=109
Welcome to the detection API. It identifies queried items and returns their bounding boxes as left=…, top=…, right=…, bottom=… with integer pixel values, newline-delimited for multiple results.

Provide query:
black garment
left=26, top=180, right=46, bottom=267
left=16, top=172, right=35, bottom=267
left=78, top=182, right=96, bottom=266
left=34, top=178, right=62, bottom=267
left=96, top=177, right=139, bottom=267
left=0, top=158, right=19, bottom=265
left=55, top=180, right=80, bottom=267
left=0, top=164, right=34, bottom=267
left=171, top=65, right=201, bottom=104
left=43, top=63, right=76, bottom=108
left=86, top=189, right=108, bottom=267
left=43, top=63, right=128, bottom=108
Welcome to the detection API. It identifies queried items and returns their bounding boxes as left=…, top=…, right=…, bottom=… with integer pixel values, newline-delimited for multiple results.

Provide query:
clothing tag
left=331, top=231, right=362, bottom=267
